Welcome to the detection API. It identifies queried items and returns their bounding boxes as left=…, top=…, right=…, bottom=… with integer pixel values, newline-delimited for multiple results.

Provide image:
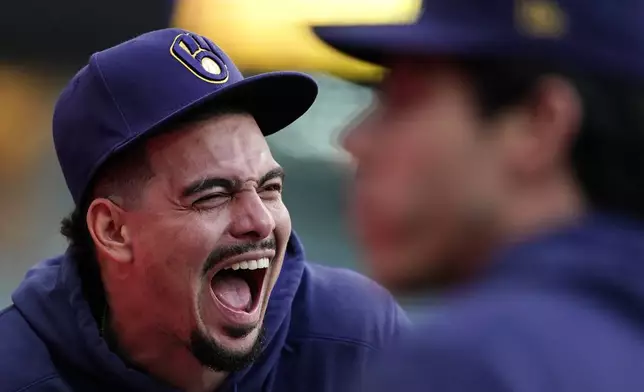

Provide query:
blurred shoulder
left=364, top=290, right=632, bottom=392
left=290, top=262, right=409, bottom=348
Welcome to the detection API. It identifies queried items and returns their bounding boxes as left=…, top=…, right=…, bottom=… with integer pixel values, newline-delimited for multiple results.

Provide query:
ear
left=86, top=198, right=133, bottom=264
left=504, top=75, right=582, bottom=177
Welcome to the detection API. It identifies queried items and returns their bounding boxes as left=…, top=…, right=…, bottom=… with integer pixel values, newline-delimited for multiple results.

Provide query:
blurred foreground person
left=0, top=29, right=406, bottom=392
left=316, top=0, right=644, bottom=391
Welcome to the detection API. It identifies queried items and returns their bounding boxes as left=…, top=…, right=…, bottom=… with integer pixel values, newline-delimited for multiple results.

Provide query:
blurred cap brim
left=313, top=23, right=518, bottom=66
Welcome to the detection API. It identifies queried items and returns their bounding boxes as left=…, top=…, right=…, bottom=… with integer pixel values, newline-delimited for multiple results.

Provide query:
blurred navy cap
left=314, top=0, right=644, bottom=81
left=53, top=28, right=318, bottom=205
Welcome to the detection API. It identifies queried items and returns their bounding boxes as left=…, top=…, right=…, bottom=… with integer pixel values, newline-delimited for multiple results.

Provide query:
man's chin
left=217, top=323, right=262, bottom=351
left=368, top=250, right=444, bottom=294
left=189, top=326, right=265, bottom=373
left=374, top=253, right=475, bottom=295
left=222, top=323, right=258, bottom=339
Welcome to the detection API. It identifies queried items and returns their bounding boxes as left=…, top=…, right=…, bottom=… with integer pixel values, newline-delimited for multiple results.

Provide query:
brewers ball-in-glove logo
left=171, top=33, right=229, bottom=84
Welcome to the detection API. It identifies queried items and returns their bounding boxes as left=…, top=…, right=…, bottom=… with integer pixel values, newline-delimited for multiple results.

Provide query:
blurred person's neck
left=423, top=171, right=586, bottom=295
left=499, top=169, right=586, bottom=249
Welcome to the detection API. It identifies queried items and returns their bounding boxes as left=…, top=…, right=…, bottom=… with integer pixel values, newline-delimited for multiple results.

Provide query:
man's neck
left=101, top=298, right=228, bottom=391
left=502, top=173, right=585, bottom=245
left=83, top=257, right=230, bottom=392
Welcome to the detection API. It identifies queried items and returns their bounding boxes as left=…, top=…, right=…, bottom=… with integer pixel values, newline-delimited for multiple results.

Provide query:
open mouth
left=210, top=257, right=270, bottom=314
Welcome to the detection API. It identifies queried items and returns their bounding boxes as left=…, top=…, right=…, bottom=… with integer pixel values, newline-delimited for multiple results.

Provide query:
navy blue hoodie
left=0, top=234, right=407, bottom=392
left=363, top=214, right=644, bottom=392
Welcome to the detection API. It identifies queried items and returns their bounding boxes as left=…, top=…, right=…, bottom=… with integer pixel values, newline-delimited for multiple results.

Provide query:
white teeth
left=224, top=257, right=270, bottom=271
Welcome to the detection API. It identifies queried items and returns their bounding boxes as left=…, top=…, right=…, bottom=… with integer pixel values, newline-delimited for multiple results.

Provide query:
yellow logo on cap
left=170, top=32, right=229, bottom=84
left=515, top=0, right=567, bottom=38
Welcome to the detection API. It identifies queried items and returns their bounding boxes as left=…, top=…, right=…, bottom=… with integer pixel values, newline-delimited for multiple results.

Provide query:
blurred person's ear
left=501, top=75, right=582, bottom=179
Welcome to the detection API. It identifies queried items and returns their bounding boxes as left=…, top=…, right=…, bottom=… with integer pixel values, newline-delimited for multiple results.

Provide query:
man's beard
left=189, top=326, right=265, bottom=372
left=190, top=238, right=275, bottom=372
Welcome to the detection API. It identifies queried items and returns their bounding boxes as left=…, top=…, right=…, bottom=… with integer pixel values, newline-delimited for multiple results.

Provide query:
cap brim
left=153, top=71, right=318, bottom=137
left=313, top=23, right=515, bottom=66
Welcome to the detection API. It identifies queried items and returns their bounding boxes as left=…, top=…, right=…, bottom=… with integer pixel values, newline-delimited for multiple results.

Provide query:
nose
left=341, top=114, right=375, bottom=161
left=228, top=191, right=276, bottom=241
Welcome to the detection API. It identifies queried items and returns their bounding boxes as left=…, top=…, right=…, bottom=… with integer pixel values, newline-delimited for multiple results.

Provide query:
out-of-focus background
left=0, top=0, right=422, bottom=306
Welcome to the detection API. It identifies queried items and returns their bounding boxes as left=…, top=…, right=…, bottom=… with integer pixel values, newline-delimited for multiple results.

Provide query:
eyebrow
left=181, top=166, right=285, bottom=198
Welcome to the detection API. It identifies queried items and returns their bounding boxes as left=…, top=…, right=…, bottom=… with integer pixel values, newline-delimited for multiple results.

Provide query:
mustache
left=201, top=238, right=277, bottom=277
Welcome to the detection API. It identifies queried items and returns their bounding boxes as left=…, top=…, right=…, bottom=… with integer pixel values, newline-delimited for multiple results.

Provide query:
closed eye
left=262, top=183, right=283, bottom=193
left=193, top=193, right=229, bottom=207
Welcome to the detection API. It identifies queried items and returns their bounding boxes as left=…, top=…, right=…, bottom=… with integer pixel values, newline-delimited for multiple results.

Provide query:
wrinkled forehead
left=146, top=113, right=277, bottom=187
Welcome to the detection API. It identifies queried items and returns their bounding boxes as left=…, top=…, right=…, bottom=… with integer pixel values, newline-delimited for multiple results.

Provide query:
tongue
left=211, top=274, right=252, bottom=311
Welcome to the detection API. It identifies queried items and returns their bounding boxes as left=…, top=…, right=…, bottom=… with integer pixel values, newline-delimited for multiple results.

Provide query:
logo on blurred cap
left=515, top=0, right=567, bottom=38
left=171, top=33, right=229, bottom=84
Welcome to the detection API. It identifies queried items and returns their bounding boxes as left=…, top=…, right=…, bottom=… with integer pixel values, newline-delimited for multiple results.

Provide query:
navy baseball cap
left=314, top=0, right=644, bottom=81
left=53, top=28, right=318, bottom=205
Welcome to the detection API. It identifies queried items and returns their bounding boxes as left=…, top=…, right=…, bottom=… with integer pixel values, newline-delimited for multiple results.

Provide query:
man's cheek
left=354, top=185, right=411, bottom=248
left=353, top=181, right=399, bottom=221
